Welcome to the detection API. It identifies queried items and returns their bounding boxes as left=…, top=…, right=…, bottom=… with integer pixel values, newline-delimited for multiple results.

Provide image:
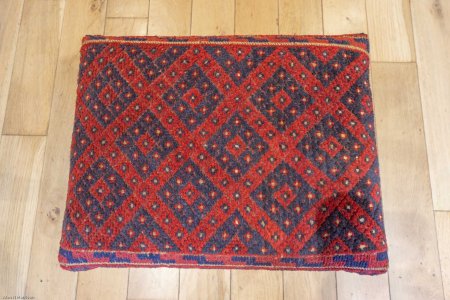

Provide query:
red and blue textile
left=59, top=34, right=388, bottom=275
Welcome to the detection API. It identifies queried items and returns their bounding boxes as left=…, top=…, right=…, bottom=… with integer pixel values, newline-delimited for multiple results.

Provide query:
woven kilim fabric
left=59, top=34, right=388, bottom=275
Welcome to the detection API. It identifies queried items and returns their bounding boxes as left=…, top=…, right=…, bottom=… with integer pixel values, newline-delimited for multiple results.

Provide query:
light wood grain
left=231, top=270, right=283, bottom=300
left=411, top=0, right=450, bottom=210
left=73, top=15, right=145, bottom=300
left=435, top=212, right=450, bottom=300
left=0, top=136, right=45, bottom=296
left=337, top=272, right=389, bottom=300
left=25, top=0, right=107, bottom=299
left=279, top=2, right=337, bottom=299
left=322, top=0, right=367, bottom=34
left=76, top=269, right=129, bottom=300
left=107, top=0, right=149, bottom=18
left=105, top=18, right=148, bottom=36
left=179, top=269, right=230, bottom=300
left=366, top=0, right=415, bottom=62
left=191, top=0, right=234, bottom=35
left=323, top=0, right=389, bottom=299
left=128, top=1, right=193, bottom=297
left=325, top=3, right=391, bottom=297
left=0, top=1, right=448, bottom=299
left=233, top=3, right=283, bottom=299
left=235, top=0, right=278, bottom=34
left=148, top=0, right=192, bottom=35
left=284, top=272, right=336, bottom=300
left=128, top=268, right=179, bottom=300
left=372, top=63, right=444, bottom=300
left=0, top=0, right=24, bottom=134
left=279, top=0, right=323, bottom=34
left=3, top=0, right=63, bottom=135
left=184, top=3, right=233, bottom=299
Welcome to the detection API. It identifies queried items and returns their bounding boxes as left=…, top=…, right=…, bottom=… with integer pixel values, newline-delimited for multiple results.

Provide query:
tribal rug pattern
left=59, top=34, right=388, bottom=275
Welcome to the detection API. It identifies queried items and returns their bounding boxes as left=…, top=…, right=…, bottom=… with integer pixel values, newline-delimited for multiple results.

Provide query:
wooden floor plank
left=73, top=15, right=145, bottom=300
left=148, top=0, right=192, bottom=35
left=76, top=269, right=128, bottom=300
left=0, top=0, right=25, bottom=134
left=0, top=1, right=443, bottom=299
left=322, top=2, right=390, bottom=298
left=279, top=2, right=337, bottom=299
left=279, top=0, right=323, bottom=34
left=191, top=0, right=234, bottom=35
left=181, top=2, right=234, bottom=299
left=0, top=136, right=46, bottom=296
left=322, top=0, right=367, bottom=34
left=337, top=273, right=389, bottom=300
left=128, top=268, right=179, bottom=300
left=3, top=0, right=63, bottom=135
left=435, top=212, right=450, bottom=300
left=410, top=0, right=450, bottom=210
left=372, top=63, right=444, bottom=300
left=179, top=269, right=230, bottom=300
left=107, top=0, right=149, bottom=18
left=126, top=1, right=193, bottom=298
left=233, top=2, right=283, bottom=299
left=105, top=18, right=148, bottom=36
left=284, top=272, right=336, bottom=300
left=25, top=0, right=107, bottom=299
left=235, top=0, right=278, bottom=34
left=366, top=0, right=415, bottom=62
left=231, top=270, right=283, bottom=300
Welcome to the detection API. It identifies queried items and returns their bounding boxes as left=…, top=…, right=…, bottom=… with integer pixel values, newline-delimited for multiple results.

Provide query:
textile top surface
left=59, top=34, right=388, bottom=275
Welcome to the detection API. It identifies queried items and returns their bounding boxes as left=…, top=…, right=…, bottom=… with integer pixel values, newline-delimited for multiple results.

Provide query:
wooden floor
left=0, top=0, right=449, bottom=299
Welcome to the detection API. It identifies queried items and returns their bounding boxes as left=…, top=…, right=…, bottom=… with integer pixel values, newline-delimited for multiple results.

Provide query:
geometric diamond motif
left=339, top=70, right=376, bottom=140
left=251, top=162, right=321, bottom=234
left=135, top=131, right=156, bottom=157
left=70, top=119, right=91, bottom=169
left=158, top=160, right=223, bottom=232
left=202, top=211, right=276, bottom=255
left=179, top=182, right=202, bottom=206
left=122, top=45, right=188, bottom=83
left=319, top=135, right=343, bottom=158
left=204, top=46, right=275, bottom=86
left=250, top=67, right=314, bottom=131
left=116, top=110, right=178, bottom=179
left=82, top=63, right=137, bottom=127
left=206, top=113, right=269, bottom=180
left=163, top=64, right=224, bottom=131
left=79, top=43, right=106, bottom=79
left=75, top=157, right=132, bottom=227
left=271, top=89, right=293, bottom=111
left=89, top=178, right=110, bottom=203
left=297, top=114, right=365, bottom=180
left=182, top=87, right=204, bottom=109
left=348, top=159, right=385, bottom=228
left=225, top=135, right=247, bottom=158
left=290, top=47, right=360, bottom=86
left=273, top=183, right=297, bottom=209
left=110, top=208, right=180, bottom=251
left=300, top=210, right=376, bottom=255
left=60, top=35, right=388, bottom=275
left=61, top=213, right=88, bottom=249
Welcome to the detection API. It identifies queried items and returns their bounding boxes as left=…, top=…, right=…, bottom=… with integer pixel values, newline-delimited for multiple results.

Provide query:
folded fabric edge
left=80, top=34, right=370, bottom=54
left=58, top=246, right=388, bottom=275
